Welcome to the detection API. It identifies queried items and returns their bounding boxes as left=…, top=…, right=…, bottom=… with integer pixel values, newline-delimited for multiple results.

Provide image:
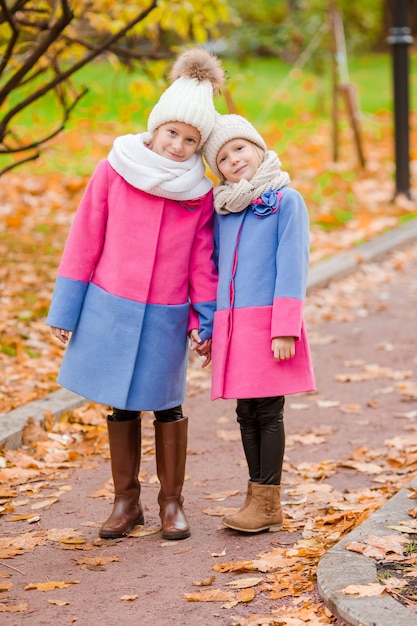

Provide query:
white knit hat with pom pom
left=148, top=48, right=226, bottom=149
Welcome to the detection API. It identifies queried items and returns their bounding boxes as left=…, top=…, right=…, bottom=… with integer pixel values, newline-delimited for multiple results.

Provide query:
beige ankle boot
left=232, top=480, right=253, bottom=516
left=223, top=483, right=283, bottom=533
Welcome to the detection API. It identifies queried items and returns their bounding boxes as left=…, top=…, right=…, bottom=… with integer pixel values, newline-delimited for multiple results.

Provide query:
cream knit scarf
left=108, top=132, right=212, bottom=200
left=213, top=150, right=290, bottom=214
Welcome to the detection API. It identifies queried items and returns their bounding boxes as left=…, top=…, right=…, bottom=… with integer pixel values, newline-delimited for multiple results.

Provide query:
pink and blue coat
left=47, top=160, right=217, bottom=411
left=211, top=186, right=316, bottom=400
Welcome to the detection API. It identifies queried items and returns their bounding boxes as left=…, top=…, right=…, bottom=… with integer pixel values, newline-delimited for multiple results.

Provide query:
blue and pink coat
left=46, top=159, right=217, bottom=411
left=211, top=185, right=316, bottom=400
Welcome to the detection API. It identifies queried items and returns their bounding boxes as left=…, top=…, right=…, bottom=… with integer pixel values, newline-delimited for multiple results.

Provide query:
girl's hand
left=51, top=327, right=70, bottom=344
left=189, top=330, right=212, bottom=367
left=272, top=336, right=295, bottom=361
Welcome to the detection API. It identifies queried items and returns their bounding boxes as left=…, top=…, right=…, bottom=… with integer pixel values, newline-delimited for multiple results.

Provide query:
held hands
left=51, top=327, right=70, bottom=344
left=189, top=329, right=212, bottom=367
left=272, top=336, right=295, bottom=361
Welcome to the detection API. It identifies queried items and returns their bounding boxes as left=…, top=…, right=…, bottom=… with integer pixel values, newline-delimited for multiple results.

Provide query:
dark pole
left=387, top=0, right=414, bottom=199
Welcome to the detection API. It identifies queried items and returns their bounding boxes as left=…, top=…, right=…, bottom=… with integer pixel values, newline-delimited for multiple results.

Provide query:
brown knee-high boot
left=99, top=417, right=144, bottom=539
left=154, top=417, right=190, bottom=540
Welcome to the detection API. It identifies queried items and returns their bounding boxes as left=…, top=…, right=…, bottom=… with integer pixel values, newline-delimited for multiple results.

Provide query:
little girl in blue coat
left=203, top=114, right=316, bottom=533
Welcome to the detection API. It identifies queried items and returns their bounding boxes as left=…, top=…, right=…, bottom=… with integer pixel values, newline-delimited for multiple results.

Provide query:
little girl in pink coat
left=47, top=49, right=225, bottom=541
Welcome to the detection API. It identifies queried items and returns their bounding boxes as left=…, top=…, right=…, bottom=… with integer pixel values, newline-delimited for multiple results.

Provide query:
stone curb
left=307, top=217, right=417, bottom=290
left=317, top=477, right=417, bottom=626
left=0, top=388, right=84, bottom=449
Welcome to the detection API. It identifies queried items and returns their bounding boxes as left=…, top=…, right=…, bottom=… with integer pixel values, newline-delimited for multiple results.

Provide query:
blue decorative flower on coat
left=251, top=190, right=281, bottom=218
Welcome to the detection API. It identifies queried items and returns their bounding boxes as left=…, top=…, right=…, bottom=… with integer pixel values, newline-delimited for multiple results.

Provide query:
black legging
left=109, top=406, right=184, bottom=423
left=236, top=396, right=285, bottom=485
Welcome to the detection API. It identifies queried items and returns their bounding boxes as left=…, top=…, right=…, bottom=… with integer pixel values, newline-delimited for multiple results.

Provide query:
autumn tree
left=0, top=0, right=229, bottom=175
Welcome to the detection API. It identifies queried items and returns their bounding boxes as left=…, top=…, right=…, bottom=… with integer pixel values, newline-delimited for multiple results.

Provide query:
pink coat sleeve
left=57, top=160, right=109, bottom=282
left=186, top=190, right=218, bottom=340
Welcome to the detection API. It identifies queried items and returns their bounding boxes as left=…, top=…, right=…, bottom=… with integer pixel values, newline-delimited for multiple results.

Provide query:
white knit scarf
left=213, top=150, right=291, bottom=214
left=108, top=132, right=212, bottom=200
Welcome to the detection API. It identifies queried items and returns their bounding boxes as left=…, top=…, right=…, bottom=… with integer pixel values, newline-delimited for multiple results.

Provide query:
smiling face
left=148, top=121, right=201, bottom=161
left=216, top=138, right=264, bottom=182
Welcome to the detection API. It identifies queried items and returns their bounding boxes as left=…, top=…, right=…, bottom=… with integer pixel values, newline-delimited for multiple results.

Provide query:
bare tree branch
left=0, top=0, right=19, bottom=77
left=0, top=0, right=228, bottom=176
left=0, top=0, right=73, bottom=106
left=0, top=152, right=40, bottom=176
left=0, top=86, right=87, bottom=155
left=0, top=1, right=158, bottom=139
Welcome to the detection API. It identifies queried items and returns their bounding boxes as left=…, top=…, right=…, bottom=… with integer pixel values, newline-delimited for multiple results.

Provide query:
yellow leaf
left=121, top=595, right=138, bottom=601
left=6, top=514, right=38, bottom=522
left=184, top=589, right=235, bottom=602
left=173, top=547, right=192, bottom=554
left=237, top=588, right=255, bottom=602
left=25, top=580, right=80, bottom=592
left=0, top=602, right=29, bottom=613
left=213, top=560, right=254, bottom=573
left=31, top=498, right=58, bottom=510
left=46, top=529, right=85, bottom=542
left=226, top=577, right=263, bottom=589
left=75, top=555, right=119, bottom=566
left=192, top=575, right=216, bottom=587
left=127, top=525, right=160, bottom=538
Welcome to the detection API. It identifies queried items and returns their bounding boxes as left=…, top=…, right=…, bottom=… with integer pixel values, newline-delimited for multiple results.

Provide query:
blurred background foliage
left=0, top=0, right=416, bottom=174
left=218, top=0, right=388, bottom=62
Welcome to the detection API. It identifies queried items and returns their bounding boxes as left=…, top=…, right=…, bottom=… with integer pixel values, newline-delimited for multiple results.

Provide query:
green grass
left=5, top=52, right=417, bottom=176
left=14, top=53, right=416, bottom=127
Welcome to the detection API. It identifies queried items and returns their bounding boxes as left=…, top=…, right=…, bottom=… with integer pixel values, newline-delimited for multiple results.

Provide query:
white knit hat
left=204, top=113, right=267, bottom=179
left=148, top=48, right=225, bottom=149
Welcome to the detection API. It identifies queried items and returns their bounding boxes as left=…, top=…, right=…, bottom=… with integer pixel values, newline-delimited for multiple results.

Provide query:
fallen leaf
left=75, top=555, right=119, bottom=566
left=341, top=583, right=386, bottom=596
left=210, top=548, right=226, bottom=557
left=192, top=576, right=216, bottom=587
left=203, top=490, right=240, bottom=501
left=0, top=581, right=13, bottom=592
left=184, top=589, right=235, bottom=602
left=237, top=588, right=256, bottom=603
left=127, top=525, right=161, bottom=538
left=226, top=577, right=263, bottom=589
left=31, top=498, right=58, bottom=510
left=48, top=599, right=70, bottom=606
left=381, top=576, right=408, bottom=590
left=202, top=506, right=238, bottom=517
left=25, top=580, right=80, bottom=592
left=0, top=602, right=29, bottom=613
